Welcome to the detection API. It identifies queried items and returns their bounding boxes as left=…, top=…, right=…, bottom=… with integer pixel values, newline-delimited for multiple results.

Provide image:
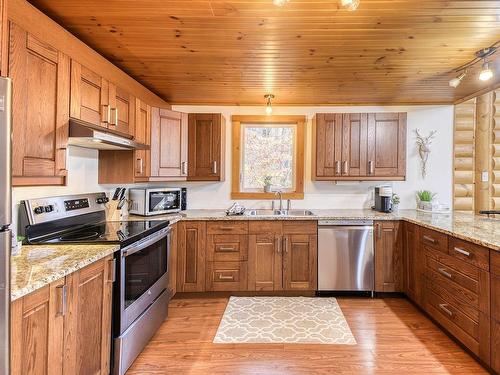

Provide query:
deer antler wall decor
left=415, top=129, right=436, bottom=179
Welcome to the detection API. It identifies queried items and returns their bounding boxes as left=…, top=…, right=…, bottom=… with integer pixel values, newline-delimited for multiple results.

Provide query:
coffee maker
left=374, top=186, right=393, bottom=213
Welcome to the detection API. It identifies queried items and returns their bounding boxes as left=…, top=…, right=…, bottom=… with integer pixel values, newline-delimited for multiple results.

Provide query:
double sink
left=245, top=209, right=315, bottom=217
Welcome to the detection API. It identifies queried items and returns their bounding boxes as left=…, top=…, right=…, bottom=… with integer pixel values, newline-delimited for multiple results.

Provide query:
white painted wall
left=11, top=105, right=454, bottom=233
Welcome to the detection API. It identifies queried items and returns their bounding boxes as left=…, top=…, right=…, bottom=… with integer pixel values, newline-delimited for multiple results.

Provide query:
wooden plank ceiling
left=28, top=0, right=500, bottom=105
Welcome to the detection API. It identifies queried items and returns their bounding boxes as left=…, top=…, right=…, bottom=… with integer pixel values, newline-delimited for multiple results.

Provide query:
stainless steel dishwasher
left=318, top=220, right=374, bottom=292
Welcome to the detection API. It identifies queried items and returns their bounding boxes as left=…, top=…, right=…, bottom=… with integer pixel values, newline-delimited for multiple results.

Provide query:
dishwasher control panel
left=318, top=219, right=373, bottom=226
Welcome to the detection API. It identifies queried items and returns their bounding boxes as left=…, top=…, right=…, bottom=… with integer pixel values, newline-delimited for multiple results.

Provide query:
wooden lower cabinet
left=11, top=255, right=114, bottom=375
left=404, top=222, right=423, bottom=305
left=177, top=221, right=207, bottom=292
left=374, top=221, right=402, bottom=292
left=492, top=252, right=500, bottom=373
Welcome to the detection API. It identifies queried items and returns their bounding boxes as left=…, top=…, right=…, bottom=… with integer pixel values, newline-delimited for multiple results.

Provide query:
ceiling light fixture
left=273, top=0, right=289, bottom=6
left=448, top=42, right=499, bottom=88
left=479, top=61, right=494, bottom=81
left=340, top=0, right=360, bottom=11
left=449, top=70, right=467, bottom=88
left=264, top=94, right=275, bottom=115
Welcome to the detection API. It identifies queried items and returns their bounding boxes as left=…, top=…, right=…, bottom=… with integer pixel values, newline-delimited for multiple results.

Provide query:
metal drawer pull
left=438, top=303, right=453, bottom=316
left=368, top=160, right=374, bottom=175
left=438, top=268, right=452, bottom=279
left=335, top=161, right=341, bottom=175
left=453, top=247, right=471, bottom=257
left=108, top=258, right=117, bottom=283
left=218, top=274, right=234, bottom=281
left=56, top=284, right=67, bottom=317
left=182, top=161, right=188, bottom=175
left=423, top=235, right=436, bottom=244
left=219, top=247, right=235, bottom=251
left=212, top=160, right=218, bottom=174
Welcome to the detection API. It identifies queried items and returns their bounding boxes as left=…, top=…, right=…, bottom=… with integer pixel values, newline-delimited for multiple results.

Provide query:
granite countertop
left=11, top=243, right=119, bottom=301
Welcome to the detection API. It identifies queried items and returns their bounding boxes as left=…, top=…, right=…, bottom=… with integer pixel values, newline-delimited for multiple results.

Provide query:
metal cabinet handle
left=219, top=226, right=234, bottom=231
left=438, top=303, right=453, bottom=316
left=376, top=223, right=382, bottom=239
left=182, top=161, right=188, bottom=175
left=423, top=235, right=436, bottom=244
left=368, top=160, right=374, bottom=175
left=218, top=274, right=234, bottom=281
left=283, top=236, right=288, bottom=254
left=276, top=236, right=281, bottom=254
left=136, top=158, right=143, bottom=174
left=56, top=284, right=67, bottom=317
left=219, top=247, right=235, bottom=251
left=342, top=161, right=348, bottom=175
left=453, top=247, right=471, bottom=257
left=212, top=160, right=218, bottom=174
left=335, top=161, right=341, bottom=175
left=108, top=258, right=116, bottom=283
left=114, top=107, right=118, bottom=125
left=438, top=268, right=452, bottom=279
left=101, top=104, right=110, bottom=124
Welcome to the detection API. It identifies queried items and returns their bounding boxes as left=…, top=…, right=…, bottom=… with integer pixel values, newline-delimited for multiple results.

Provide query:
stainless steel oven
left=113, top=225, right=171, bottom=375
left=129, top=188, right=182, bottom=216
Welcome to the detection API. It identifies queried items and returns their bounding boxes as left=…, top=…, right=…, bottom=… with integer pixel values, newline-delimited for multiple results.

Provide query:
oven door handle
left=122, top=227, right=171, bottom=257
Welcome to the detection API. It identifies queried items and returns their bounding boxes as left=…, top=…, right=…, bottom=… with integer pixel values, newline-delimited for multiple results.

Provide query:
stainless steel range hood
left=68, top=118, right=149, bottom=150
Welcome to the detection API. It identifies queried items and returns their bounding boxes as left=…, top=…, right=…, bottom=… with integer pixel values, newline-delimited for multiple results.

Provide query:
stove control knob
left=33, top=206, right=44, bottom=215
left=96, top=197, right=109, bottom=204
left=44, top=205, right=54, bottom=213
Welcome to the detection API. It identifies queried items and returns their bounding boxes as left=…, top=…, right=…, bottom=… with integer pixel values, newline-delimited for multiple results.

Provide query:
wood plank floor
left=127, top=296, right=488, bottom=374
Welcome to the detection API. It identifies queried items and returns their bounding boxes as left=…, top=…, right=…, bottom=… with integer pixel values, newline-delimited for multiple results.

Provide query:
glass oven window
left=148, top=192, right=180, bottom=212
left=124, top=236, right=168, bottom=308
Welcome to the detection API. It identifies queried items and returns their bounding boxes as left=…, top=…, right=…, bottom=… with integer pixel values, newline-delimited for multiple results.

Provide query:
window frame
left=231, top=115, right=306, bottom=200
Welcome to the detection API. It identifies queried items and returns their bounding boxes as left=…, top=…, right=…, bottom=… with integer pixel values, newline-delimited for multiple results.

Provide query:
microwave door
left=149, top=192, right=179, bottom=212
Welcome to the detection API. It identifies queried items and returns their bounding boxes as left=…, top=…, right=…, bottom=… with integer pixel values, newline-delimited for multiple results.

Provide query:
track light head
left=479, top=61, right=494, bottom=81
left=449, top=71, right=467, bottom=88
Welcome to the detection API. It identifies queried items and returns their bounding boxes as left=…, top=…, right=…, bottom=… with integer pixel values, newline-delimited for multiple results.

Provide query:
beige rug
left=213, top=296, right=356, bottom=344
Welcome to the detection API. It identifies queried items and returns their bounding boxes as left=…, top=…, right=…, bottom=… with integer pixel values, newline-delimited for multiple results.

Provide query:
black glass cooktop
left=33, top=220, right=169, bottom=247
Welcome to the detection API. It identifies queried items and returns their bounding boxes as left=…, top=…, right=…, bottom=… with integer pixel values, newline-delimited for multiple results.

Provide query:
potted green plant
left=263, top=176, right=273, bottom=193
left=391, top=193, right=400, bottom=211
left=416, top=190, right=436, bottom=210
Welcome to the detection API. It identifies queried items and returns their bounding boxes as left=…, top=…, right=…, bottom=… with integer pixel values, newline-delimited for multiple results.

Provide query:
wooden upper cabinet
left=367, top=113, right=407, bottom=178
left=108, top=83, right=135, bottom=136
left=150, top=108, right=188, bottom=179
left=70, top=61, right=109, bottom=128
left=134, top=98, right=151, bottom=180
left=374, top=221, right=403, bottom=292
left=9, top=22, right=70, bottom=186
left=188, top=113, right=226, bottom=181
left=313, top=112, right=406, bottom=181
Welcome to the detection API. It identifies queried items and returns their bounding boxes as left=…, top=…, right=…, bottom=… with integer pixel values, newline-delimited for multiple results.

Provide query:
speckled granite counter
left=130, top=209, right=500, bottom=251
left=11, top=244, right=119, bottom=301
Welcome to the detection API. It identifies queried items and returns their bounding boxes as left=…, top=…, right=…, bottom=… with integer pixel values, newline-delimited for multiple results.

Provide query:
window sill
left=231, top=192, right=304, bottom=200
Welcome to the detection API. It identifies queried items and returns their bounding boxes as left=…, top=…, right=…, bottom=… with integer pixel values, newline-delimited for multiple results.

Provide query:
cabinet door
left=248, top=222, right=283, bottom=291
left=404, top=223, right=422, bottom=305
left=341, top=113, right=368, bottom=177
left=64, top=256, right=113, bottom=375
left=134, top=98, right=150, bottom=179
left=283, top=234, right=317, bottom=291
left=493, top=319, right=500, bottom=374
left=188, top=113, right=224, bottom=181
left=70, top=61, right=109, bottom=128
left=367, top=113, right=406, bottom=178
left=151, top=108, right=188, bottom=178
left=177, top=221, right=206, bottom=292
left=375, top=221, right=402, bottom=292
left=313, top=113, right=342, bottom=178
left=9, top=23, right=69, bottom=186
left=108, top=83, right=135, bottom=136
left=11, top=279, right=66, bottom=375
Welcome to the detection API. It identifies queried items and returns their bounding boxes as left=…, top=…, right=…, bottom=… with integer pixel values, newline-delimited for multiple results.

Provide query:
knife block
left=106, top=201, right=122, bottom=221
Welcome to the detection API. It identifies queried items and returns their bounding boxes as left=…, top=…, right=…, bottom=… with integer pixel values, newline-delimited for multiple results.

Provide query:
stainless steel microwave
left=129, top=188, right=182, bottom=216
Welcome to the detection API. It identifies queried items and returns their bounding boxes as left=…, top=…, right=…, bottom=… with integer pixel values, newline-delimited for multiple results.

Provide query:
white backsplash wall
left=11, top=105, right=454, bottom=233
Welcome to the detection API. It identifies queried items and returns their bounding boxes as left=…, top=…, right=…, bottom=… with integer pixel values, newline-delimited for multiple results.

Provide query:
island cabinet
left=374, top=221, right=403, bottom=292
left=420, top=228, right=491, bottom=365
left=312, top=112, right=406, bottom=181
left=9, top=22, right=70, bottom=186
left=11, top=255, right=114, bottom=375
left=177, top=221, right=207, bottom=292
left=247, top=221, right=317, bottom=292
left=150, top=108, right=188, bottom=180
left=492, top=251, right=500, bottom=373
left=187, top=113, right=226, bottom=181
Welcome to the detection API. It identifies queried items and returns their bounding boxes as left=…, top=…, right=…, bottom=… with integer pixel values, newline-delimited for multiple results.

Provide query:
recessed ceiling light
left=340, top=0, right=360, bottom=11
left=273, top=0, right=289, bottom=6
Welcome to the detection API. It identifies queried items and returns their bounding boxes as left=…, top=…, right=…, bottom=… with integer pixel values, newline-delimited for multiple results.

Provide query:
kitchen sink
left=245, top=209, right=315, bottom=217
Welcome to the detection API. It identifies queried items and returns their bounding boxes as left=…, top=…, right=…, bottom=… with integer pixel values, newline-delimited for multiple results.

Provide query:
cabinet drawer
left=207, top=234, right=248, bottom=262
left=206, top=261, right=247, bottom=291
left=420, top=227, right=448, bottom=253
left=426, top=256, right=478, bottom=294
left=282, top=221, right=317, bottom=235
left=448, top=238, right=489, bottom=271
left=207, top=221, right=248, bottom=235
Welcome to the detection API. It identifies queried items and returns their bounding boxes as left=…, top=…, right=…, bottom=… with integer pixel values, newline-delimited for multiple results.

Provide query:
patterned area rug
left=213, top=296, right=356, bottom=344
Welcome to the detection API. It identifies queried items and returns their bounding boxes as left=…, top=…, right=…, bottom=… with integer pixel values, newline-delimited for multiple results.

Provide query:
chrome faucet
left=275, top=190, right=283, bottom=211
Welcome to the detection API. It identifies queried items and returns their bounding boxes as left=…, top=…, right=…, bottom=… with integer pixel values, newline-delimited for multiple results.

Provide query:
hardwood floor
left=127, top=296, right=488, bottom=374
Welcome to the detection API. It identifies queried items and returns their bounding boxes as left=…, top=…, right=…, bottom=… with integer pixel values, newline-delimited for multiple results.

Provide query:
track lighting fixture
left=340, top=0, right=360, bottom=11
left=448, top=42, right=498, bottom=88
left=264, top=94, right=274, bottom=115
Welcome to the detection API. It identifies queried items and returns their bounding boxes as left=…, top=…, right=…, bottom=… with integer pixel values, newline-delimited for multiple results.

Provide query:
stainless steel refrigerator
left=0, top=77, right=12, bottom=375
